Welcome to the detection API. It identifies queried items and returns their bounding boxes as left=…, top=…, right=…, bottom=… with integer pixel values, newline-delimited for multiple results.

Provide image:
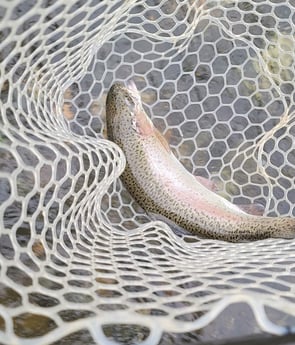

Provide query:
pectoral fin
left=154, top=128, right=172, bottom=152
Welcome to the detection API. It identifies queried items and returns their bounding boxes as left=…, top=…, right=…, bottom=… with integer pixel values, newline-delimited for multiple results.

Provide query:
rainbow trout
left=106, top=81, right=295, bottom=242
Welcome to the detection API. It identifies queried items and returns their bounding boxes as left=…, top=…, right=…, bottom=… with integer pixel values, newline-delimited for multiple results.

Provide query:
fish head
left=106, top=81, right=140, bottom=118
left=106, top=81, right=154, bottom=137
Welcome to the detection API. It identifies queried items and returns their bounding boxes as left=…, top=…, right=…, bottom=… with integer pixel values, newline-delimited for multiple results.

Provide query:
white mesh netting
left=1, top=0, right=295, bottom=344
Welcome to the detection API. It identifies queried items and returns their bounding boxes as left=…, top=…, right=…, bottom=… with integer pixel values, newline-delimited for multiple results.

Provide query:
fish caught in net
left=0, top=0, right=295, bottom=344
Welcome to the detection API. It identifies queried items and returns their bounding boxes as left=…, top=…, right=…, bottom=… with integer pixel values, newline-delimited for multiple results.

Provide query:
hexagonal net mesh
left=1, top=0, right=295, bottom=344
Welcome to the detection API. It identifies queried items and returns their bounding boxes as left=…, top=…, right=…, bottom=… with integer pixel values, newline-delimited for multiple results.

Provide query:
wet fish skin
left=106, top=81, right=295, bottom=242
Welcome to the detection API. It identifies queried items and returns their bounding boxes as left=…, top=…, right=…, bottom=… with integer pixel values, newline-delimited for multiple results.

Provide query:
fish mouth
left=125, top=79, right=141, bottom=104
left=125, top=79, right=138, bottom=92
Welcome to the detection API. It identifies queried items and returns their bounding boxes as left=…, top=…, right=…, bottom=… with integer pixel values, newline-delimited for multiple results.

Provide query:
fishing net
left=1, top=0, right=295, bottom=344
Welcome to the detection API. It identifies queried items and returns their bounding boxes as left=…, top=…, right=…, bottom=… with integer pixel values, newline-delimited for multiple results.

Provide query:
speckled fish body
left=106, top=81, right=295, bottom=242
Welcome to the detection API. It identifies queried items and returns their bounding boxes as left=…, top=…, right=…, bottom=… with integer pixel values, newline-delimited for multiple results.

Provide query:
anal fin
left=194, top=175, right=219, bottom=192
